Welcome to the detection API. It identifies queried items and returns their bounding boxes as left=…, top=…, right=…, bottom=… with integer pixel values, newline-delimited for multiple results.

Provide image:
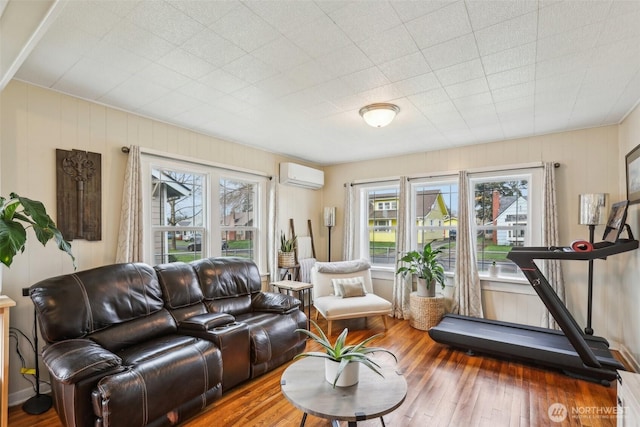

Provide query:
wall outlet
left=22, top=288, right=29, bottom=297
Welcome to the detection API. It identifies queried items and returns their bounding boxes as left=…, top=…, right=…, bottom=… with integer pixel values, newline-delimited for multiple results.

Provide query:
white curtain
left=342, top=183, right=356, bottom=261
left=392, top=177, right=411, bottom=319
left=116, top=145, right=143, bottom=263
left=540, top=162, right=564, bottom=329
left=452, top=171, right=483, bottom=317
left=268, top=177, right=279, bottom=283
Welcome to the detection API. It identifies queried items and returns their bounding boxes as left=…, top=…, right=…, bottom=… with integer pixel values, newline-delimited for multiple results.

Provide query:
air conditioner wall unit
left=279, top=162, right=324, bottom=190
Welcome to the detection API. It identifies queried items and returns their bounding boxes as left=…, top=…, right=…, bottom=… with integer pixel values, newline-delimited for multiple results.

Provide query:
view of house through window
left=472, top=177, right=530, bottom=275
left=220, top=178, right=256, bottom=259
left=150, top=168, right=205, bottom=265
left=367, top=187, right=398, bottom=266
left=360, top=170, right=538, bottom=278
left=412, top=181, right=458, bottom=271
left=145, top=157, right=263, bottom=266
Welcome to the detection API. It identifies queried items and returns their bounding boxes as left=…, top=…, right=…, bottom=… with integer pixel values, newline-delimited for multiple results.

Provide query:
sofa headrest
left=154, top=261, right=203, bottom=309
left=190, top=257, right=261, bottom=300
left=30, top=263, right=164, bottom=343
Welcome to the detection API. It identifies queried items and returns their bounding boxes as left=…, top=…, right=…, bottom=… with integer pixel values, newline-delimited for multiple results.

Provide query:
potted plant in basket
left=0, top=193, right=75, bottom=268
left=396, top=241, right=445, bottom=297
left=278, top=231, right=297, bottom=267
left=294, top=320, right=397, bottom=388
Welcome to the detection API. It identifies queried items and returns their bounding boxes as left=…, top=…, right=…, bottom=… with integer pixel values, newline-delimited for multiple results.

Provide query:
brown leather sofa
left=29, top=257, right=307, bottom=427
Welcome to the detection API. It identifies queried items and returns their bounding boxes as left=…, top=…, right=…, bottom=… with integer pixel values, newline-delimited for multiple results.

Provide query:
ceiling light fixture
left=359, top=103, right=400, bottom=128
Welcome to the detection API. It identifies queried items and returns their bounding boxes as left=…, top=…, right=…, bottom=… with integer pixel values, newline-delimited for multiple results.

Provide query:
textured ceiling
left=11, top=0, right=640, bottom=165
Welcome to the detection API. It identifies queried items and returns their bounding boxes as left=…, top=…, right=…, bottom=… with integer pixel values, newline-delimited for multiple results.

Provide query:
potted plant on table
left=0, top=193, right=75, bottom=268
left=278, top=231, right=297, bottom=267
left=294, top=320, right=397, bottom=388
left=396, top=241, right=445, bottom=297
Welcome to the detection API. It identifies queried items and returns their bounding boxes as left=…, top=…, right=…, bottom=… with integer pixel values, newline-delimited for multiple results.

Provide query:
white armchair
left=311, top=259, right=392, bottom=335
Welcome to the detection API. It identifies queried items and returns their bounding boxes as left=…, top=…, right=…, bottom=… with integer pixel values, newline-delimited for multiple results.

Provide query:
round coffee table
left=280, top=357, right=407, bottom=426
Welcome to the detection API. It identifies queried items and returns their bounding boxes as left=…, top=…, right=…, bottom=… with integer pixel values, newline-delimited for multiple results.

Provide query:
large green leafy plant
left=396, top=242, right=446, bottom=290
left=295, top=320, right=397, bottom=387
left=0, top=193, right=75, bottom=268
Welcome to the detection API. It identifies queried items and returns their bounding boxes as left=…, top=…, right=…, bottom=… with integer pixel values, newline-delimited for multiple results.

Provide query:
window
left=364, top=186, right=398, bottom=267
left=219, top=178, right=257, bottom=259
left=470, top=169, right=542, bottom=276
left=142, top=156, right=266, bottom=268
left=411, top=180, right=458, bottom=272
left=149, top=168, right=205, bottom=265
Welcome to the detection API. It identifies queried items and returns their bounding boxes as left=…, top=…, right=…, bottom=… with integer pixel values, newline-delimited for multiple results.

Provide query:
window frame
left=141, top=155, right=267, bottom=269
left=356, top=183, right=400, bottom=268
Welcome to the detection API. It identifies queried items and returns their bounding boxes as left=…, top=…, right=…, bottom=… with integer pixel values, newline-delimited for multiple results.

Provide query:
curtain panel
left=392, top=177, right=411, bottom=319
left=452, top=170, right=483, bottom=318
left=116, top=145, right=143, bottom=263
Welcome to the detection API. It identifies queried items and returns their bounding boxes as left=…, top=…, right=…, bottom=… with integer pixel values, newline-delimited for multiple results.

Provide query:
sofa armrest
left=179, top=313, right=236, bottom=332
left=42, top=339, right=123, bottom=385
left=251, top=292, right=300, bottom=314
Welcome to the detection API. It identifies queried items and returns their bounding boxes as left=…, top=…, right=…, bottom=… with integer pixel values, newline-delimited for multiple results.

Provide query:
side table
left=272, top=280, right=313, bottom=328
left=281, top=357, right=406, bottom=426
left=409, top=292, right=444, bottom=331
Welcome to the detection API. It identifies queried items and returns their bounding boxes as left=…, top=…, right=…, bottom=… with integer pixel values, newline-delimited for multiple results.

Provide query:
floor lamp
left=324, top=207, right=336, bottom=261
left=578, top=193, right=608, bottom=336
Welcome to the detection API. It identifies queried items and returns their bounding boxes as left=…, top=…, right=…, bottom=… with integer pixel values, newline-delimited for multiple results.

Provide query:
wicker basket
left=409, top=293, right=444, bottom=331
left=278, top=251, right=296, bottom=267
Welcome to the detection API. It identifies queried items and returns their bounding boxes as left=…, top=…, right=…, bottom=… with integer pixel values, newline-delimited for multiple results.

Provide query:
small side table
left=272, top=280, right=313, bottom=328
left=409, top=293, right=444, bottom=331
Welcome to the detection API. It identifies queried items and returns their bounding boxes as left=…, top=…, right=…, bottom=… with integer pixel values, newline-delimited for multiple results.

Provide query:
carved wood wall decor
left=56, top=149, right=102, bottom=241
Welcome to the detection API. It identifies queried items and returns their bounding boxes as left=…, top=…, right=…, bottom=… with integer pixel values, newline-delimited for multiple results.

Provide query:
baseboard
left=8, top=384, right=52, bottom=408
left=619, top=343, right=640, bottom=373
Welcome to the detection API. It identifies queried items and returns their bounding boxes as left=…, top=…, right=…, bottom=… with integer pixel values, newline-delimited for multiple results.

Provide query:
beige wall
left=618, top=103, right=640, bottom=369
left=2, top=78, right=639, bottom=403
left=0, top=80, right=321, bottom=403
left=324, top=123, right=628, bottom=352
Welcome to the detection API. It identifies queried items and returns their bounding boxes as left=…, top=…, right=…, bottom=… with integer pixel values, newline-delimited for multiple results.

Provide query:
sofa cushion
left=314, top=294, right=392, bottom=319
left=90, top=309, right=177, bottom=353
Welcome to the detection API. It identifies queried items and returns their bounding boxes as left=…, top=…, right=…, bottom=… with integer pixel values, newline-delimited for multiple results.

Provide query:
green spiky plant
left=294, top=320, right=397, bottom=388
left=0, top=193, right=75, bottom=268
left=279, top=231, right=297, bottom=252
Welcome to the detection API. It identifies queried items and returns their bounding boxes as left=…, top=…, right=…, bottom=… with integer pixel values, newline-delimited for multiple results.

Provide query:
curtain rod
left=121, top=146, right=272, bottom=179
left=344, top=162, right=560, bottom=187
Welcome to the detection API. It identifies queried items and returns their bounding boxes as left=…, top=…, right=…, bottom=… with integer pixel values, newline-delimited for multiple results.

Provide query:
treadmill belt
left=429, top=315, right=623, bottom=382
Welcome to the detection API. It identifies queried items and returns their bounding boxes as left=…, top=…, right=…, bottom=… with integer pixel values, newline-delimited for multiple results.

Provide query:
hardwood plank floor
left=9, top=312, right=622, bottom=426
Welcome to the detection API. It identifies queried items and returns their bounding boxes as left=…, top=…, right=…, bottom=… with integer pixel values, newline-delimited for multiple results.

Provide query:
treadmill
left=429, top=201, right=638, bottom=385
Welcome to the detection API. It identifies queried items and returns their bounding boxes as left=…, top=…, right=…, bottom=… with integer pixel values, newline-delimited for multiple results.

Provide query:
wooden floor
left=9, top=313, right=622, bottom=426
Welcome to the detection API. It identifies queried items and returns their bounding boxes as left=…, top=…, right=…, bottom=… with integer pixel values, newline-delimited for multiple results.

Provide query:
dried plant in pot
left=294, top=320, right=397, bottom=388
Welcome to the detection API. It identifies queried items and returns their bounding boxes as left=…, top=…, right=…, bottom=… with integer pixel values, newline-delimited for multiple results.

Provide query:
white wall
left=618, top=103, right=640, bottom=369
left=0, top=80, right=322, bottom=403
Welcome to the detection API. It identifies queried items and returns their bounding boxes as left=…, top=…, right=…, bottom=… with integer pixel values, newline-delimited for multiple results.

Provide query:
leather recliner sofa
left=29, top=257, right=307, bottom=427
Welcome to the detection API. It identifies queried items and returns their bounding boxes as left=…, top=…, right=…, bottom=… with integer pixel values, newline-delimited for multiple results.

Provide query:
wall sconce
left=324, top=207, right=336, bottom=261
left=578, top=193, right=608, bottom=335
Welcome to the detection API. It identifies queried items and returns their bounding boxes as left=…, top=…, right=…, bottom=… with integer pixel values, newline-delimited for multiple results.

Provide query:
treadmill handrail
left=506, top=239, right=639, bottom=370
left=507, top=239, right=638, bottom=262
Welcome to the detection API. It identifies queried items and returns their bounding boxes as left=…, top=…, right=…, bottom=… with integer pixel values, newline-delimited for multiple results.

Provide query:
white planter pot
left=489, top=264, right=499, bottom=277
left=416, top=278, right=436, bottom=297
left=324, top=359, right=359, bottom=387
